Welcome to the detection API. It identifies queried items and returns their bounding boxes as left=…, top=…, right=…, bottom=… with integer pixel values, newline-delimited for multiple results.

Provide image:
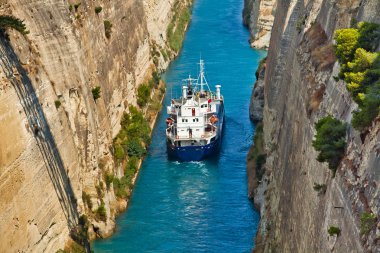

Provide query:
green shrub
left=95, top=201, right=107, bottom=221
left=95, top=6, right=103, bottom=14
left=357, top=22, right=380, bottom=52
left=126, top=107, right=151, bottom=143
left=113, top=176, right=130, bottom=199
left=362, top=56, right=380, bottom=88
left=313, top=183, right=327, bottom=195
left=334, top=28, right=360, bottom=64
left=114, top=144, right=124, bottom=160
left=105, top=173, right=114, bottom=190
left=74, top=3, right=81, bottom=12
left=0, top=15, right=29, bottom=35
left=333, top=23, right=380, bottom=132
left=137, top=83, right=151, bottom=107
left=113, top=106, right=151, bottom=162
left=344, top=48, right=377, bottom=99
left=91, top=86, right=101, bottom=100
left=82, top=191, right=92, bottom=209
left=113, top=157, right=139, bottom=199
left=124, top=138, right=146, bottom=157
left=352, top=54, right=380, bottom=131
left=126, top=156, right=138, bottom=172
left=55, top=100, right=61, bottom=109
left=352, top=81, right=380, bottom=131
left=312, top=116, right=347, bottom=175
left=104, top=20, right=112, bottom=39
left=360, top=212, right=377, bottom=235
left=347, top=48, right=377, bottom=73
left=328, top=226, right=341, bottom=236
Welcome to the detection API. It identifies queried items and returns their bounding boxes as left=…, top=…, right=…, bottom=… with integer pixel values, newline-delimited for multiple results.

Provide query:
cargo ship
left=166, top=59, right=224, bottom=161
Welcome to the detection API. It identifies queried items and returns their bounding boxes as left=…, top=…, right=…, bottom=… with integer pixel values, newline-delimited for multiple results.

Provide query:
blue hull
left=167, top=105, right=224, bottom=161
left=167, top=137, right=221, bottom=161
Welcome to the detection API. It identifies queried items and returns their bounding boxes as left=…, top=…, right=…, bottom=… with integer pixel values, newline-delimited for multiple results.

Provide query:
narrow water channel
left=92, top=0, right=266, bottom=252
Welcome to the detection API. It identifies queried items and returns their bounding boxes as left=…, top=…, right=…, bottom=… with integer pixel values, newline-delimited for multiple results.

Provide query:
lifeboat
left=210, top=115, right=218, bottom=124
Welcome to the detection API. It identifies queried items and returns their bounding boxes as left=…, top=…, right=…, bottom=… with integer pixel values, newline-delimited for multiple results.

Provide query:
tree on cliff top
left=312, top=116, right=347, bottom=175
left=0, top=15, right=29, bottom=35
left=334, top=28, right=359, bottom=64
left=333, top=22, right=380, bottom=132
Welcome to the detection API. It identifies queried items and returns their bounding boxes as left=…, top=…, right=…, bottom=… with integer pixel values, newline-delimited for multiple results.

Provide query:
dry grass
left=308, top=84, right=326, bottom=115
left=311, top=44, right=336, bottom=71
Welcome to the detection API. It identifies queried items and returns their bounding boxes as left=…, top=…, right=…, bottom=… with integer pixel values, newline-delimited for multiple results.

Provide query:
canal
left=92, top=0, right=266, bottom=252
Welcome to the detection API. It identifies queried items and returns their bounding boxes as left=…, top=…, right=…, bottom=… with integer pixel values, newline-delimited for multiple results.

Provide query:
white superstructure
left=166, top=60, right=224, bottom=148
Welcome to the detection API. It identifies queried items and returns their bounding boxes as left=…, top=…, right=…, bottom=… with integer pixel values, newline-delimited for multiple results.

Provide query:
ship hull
left=167, top=136, right=221, bottom=161
left=167, top=105, right=224, bottom=161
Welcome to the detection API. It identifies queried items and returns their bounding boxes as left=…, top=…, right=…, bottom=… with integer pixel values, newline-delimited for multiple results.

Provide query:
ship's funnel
left=182, top=86, right=188, bottom=98
left=215, top=85, right=221, bottom=99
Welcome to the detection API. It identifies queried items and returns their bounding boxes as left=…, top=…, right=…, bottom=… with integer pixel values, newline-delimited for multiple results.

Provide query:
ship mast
left=198, top=59, right=211, bottom=93
left=199, top=59, right=205, bottom=93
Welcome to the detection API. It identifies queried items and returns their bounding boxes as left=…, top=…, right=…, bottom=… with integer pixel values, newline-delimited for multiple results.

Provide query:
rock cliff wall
left=0, top=0, right=188, bottom=251
left=249, top=0, right=380, bottom=252
left=243, top=0, right=277, bottom=49
left=249, top=58, right=266, bottom=122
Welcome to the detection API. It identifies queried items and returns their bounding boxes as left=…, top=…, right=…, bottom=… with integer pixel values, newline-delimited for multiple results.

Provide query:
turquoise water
left=92, top=0, right=266, bottom=252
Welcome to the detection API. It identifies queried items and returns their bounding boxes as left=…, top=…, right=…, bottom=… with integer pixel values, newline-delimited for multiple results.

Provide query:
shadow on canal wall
left=0, top=34, right=90, bottom=252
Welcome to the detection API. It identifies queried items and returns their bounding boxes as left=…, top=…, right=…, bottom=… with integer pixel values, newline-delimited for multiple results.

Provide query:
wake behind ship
left=166, top=60, right=225, bottom=161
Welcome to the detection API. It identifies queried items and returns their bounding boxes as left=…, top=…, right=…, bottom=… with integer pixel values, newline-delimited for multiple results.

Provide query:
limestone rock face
left=250, top=0, right=380, bottom=252
left=0, top=0, right=184, bottom=251
left=249, top=60, right=266, bottom=122
left=243, top=0, right=277, bottom=49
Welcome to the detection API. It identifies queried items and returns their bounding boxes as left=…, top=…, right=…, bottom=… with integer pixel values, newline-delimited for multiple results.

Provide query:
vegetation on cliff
left=360, top=212, right=377, bottom=235
left=111, top=73, right=165, bottom=200
left=112, top=157, right=138, bottom=198
left=95, top=6, right=103, bottom=14
left=113, top=106, right=151, bottom=163
left=334, top=22, right=380, bottom=131
left=137, top=71, right=160, bottom=107
left=327, top=226, right=341, bottom=236
left=91, top=86, right=101, bottom=101
left=104, top=20, right=112, bottom=39
left=0, top=15, right=29, bottom=35
left=312, top=116, right=347, bottom=175
left=167, top=1, right=192, bottom=53
left=313, top=183, right=327, bottom=195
